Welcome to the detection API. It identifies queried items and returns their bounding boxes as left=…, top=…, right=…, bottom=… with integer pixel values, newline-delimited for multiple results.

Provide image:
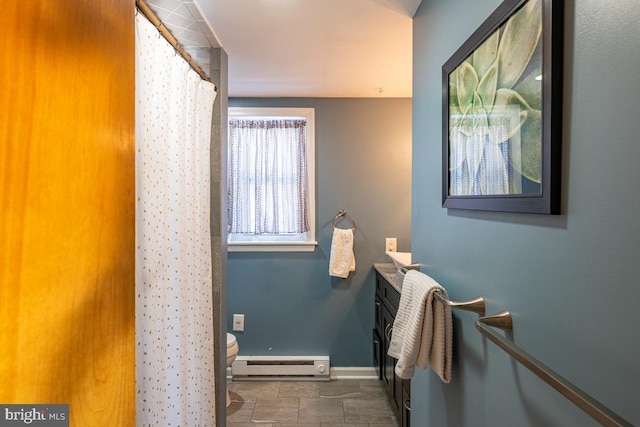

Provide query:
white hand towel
left=387, top=270, right=453, bottom=383
left=329, top=227, right=355, bottom=278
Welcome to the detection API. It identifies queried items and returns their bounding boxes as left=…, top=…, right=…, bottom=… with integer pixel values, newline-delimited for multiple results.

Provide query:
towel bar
left=433, top=292, right=486, bottom=316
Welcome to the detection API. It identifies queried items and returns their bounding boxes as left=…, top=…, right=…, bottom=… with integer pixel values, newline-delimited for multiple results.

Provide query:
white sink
left=386, top=251, right=412, bottom=271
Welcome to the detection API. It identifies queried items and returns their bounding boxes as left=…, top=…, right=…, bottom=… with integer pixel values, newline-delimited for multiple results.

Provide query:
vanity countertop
left=373, top=263, right=404, bottom=293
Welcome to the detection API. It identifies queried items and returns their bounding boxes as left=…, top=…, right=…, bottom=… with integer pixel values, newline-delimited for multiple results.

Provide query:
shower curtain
left=135, top=13, right=217, bottom=426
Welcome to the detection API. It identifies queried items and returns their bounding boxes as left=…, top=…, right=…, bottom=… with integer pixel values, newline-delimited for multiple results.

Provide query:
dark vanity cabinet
left=374, top=269, right=410, bottom=427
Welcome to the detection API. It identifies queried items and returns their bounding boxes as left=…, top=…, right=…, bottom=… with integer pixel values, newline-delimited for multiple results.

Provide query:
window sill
left=227, top=241, right=318, bottom=253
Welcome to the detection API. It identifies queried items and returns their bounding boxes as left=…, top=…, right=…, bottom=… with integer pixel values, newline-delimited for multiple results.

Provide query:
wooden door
left=0, top=0, right=135, bottom=425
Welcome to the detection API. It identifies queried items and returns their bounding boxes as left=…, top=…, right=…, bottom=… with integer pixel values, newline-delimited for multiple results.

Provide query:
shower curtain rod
left=136, top=0, right=213, bottom=84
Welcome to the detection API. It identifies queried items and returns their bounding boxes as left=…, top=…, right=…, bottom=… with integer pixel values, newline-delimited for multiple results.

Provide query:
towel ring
left=333, top=209, right=355, bottom=230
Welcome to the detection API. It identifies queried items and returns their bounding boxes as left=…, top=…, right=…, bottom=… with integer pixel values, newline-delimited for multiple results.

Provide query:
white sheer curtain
left=227, top=119, right=309, bottom=234
left=135, top=13, right=217, bottom=426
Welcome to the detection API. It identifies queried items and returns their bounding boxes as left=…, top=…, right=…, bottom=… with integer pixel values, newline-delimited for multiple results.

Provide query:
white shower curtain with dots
left=135, top=12, right=217, bottom=426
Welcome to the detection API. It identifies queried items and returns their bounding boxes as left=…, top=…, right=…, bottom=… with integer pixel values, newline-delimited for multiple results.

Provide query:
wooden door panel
left=1, top=0, right=135, bottom=425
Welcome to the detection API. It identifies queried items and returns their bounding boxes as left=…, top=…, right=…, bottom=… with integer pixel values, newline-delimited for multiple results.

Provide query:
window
left=227, top=107, right=316, bottom=252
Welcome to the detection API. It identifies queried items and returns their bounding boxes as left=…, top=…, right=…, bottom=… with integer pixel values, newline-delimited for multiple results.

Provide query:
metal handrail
left=476, top=312, right=632, bottom=427
left=431, top=289, right=632, bottom=426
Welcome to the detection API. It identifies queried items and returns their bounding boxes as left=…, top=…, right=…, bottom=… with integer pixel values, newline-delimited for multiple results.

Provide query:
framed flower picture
left=442, top=0, right=563, bottom=214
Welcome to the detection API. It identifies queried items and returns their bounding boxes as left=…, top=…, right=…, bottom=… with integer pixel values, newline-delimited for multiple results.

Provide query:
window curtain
left=228, top=119, right=309, bottom=234
left=135, top=13, right=217, bottom=426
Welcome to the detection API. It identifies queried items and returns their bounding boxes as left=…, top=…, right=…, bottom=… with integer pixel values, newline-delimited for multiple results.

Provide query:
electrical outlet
left=385, top=238, right=397, bottom=252
left=233, top=314, right=245, bottom=332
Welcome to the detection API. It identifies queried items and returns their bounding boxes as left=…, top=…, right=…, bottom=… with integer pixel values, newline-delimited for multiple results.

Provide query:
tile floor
left=227, top=379, right=398, bottom=426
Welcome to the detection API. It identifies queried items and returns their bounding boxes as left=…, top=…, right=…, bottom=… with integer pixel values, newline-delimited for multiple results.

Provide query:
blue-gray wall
left=412, top=0, right=640, bottom=426
left=227, top=98, right=411, bottom=366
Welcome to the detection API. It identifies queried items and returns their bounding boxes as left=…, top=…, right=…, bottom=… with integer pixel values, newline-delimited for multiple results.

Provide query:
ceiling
left=144, top=0, right=420, bottom=98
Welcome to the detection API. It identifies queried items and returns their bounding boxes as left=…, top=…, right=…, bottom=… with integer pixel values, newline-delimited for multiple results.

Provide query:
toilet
left=226, top=333, right=239, bottom=407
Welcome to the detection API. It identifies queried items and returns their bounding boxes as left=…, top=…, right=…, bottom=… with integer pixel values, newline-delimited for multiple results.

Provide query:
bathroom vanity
left=373, top=264, right=411, bottom=427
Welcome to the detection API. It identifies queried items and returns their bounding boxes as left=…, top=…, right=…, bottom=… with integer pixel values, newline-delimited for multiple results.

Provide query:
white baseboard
left=227, top=366, right=377, bottom=380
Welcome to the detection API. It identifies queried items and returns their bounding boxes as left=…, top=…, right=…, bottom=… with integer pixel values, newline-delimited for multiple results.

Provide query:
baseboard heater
left=231, top=356, right=330, bottom=381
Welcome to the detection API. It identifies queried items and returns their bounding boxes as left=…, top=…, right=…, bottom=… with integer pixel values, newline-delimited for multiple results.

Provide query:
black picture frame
left=442, top=0, right=563, bottom=214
